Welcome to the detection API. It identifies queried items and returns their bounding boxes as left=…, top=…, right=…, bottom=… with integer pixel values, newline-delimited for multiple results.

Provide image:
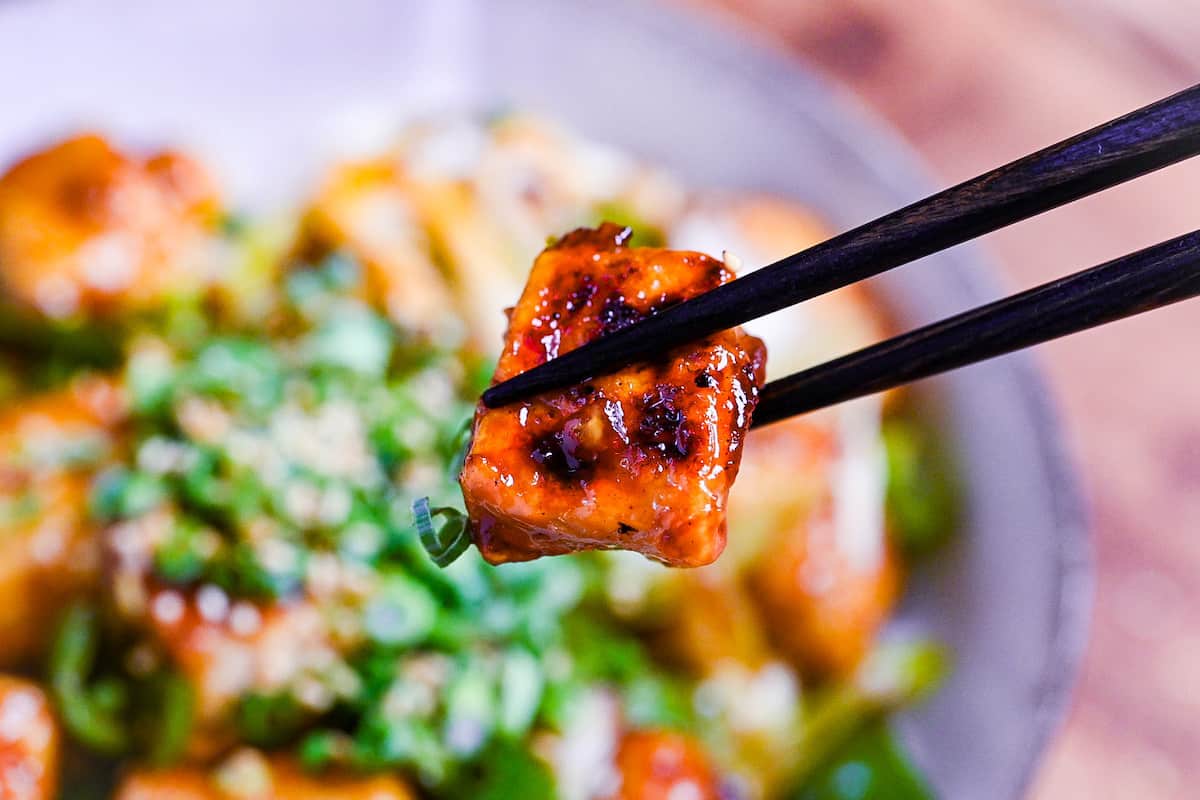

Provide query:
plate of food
left=0, top=1, right=1090, bottom=798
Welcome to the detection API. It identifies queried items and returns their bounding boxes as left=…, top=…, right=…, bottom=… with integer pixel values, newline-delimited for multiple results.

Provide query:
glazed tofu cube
left=0, top=378, right=121, bottom=667
left=459, top=224, right=766, bottom=567
left=0, top=135, right=219, bottom=320
left=299, top=159, right=458, bottom=337
left=749, top=489, right=902, bottom=678
left=743, top=409, right=902, bottom=678
left=609, top=730, right=721, bottom=800
left=137, top=587, right=335, bottom=758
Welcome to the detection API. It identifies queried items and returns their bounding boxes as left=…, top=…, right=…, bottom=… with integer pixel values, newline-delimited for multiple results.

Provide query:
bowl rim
left=611, top=0, right=1094, bottom=794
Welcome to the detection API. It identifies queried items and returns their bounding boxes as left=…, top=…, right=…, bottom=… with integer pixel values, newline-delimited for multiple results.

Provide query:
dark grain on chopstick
left=483, top=82, right=1200, bottom=408
left=750, top=229, right=1200, bottom=427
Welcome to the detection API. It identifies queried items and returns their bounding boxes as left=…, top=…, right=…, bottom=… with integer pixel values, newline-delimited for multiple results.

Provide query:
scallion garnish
left=413, top=496, right=471, bottom=567
left=50, top=604, right=130, bottom=753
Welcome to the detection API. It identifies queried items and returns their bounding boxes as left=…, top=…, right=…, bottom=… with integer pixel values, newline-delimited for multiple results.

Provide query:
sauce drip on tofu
left=459, top=223, right=766, bottom=567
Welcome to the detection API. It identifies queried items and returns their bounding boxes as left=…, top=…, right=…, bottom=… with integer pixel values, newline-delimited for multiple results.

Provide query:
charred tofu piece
left=150, top=593, right=333, bottom=737
left=0, top=676, right=59, bottom=800
left=744, top=429, right=902, bottom=681
left=658, top=572, right=774, bottom=675
left=746, top=408, right=902, bottom=679
left=609, top=731, right=722, bottom=800
left=676, top=194, right=893, bottom=383
left=459, top=224, right=766, bottom=567
left=299, top=159, right=457, bottom=337
left=750, top=499, right=901, bottom=678
left=115, top=752, right=413, bottom=800
left=101, top=544, right=339, bottom=759
left=0, top=135, right=219, bottom=320
left=0, top=378, right=121, bottom=668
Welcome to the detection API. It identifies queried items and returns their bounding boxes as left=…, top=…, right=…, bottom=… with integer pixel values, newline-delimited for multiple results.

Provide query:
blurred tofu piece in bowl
left=0, top=135, right=220, bottom=321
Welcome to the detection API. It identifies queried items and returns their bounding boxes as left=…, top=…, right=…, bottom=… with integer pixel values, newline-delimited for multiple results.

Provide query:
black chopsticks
left=750, top=230, right=1200, bottom=427
left=481, top=82, right=1200, bottom=423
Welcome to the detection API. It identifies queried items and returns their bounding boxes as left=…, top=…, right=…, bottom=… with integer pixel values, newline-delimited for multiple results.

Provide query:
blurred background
left=675, top=0, right=1200, bottom=796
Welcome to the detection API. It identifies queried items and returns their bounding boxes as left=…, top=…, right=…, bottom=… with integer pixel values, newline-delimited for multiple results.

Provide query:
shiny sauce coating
left=459, top=224, right=766, bottom=567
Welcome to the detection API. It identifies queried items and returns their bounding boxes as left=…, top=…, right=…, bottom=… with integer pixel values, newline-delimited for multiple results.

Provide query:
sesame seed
left=28, top=522, right=67, bottom=564
left=229, top=603, right=262, bottom=637
left=151, top=590, right=186, bottom=626
left=257, top=538, right=299, bottom=574
left=137, top=437, right=189, bottom=474
left=294, top=676, right=333, bottom=711
left=283, top=480, right=321, bottom=524
left=722, top=249, right=743, bottom=273
left=667, top=782, right=704, bottom=800
left=196, top=584, right=230, bottom=623
left=78, top=232, right=138, bottom=291
left=214, top=748, right=272, bottom=798
left=33, top=275, right=80, bottom=319
left=318, top=485, right=352, bottom=526
left=305, top=552, right=342, bottom=597
left=0, top=688, right=40, bottom=741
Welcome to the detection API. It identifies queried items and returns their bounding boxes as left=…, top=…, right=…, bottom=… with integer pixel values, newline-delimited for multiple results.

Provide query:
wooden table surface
left=679, top=0, right=1200, bottom=796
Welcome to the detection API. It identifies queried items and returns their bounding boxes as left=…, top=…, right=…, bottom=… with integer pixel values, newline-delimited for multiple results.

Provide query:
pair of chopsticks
left=483, top=83, right=1200, bottom=428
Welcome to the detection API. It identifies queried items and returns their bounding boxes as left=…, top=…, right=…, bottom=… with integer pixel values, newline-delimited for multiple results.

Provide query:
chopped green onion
left=353, top=715, right=449, bottom=785
left=153, top=518, right=210, bottom=584
left=790, top=640, right=948, bottom=784
left=49, top=604, right=129, bottom=753
left=236, top=691, right=308, bottom=747
left=413, top=497, right=471, bottom=568
left=320, top=251, right=363, bottom=291
left=883, top=419, right=958, bottom=558
left=450, top=740, right=557, bottom=800
left=363, top=575, right=438, bottom=647
left=498, top=649, right=543, bottom=737
left=592, top=202, right=666, bottom=248
left=186, top=338, right=284, bottom=413
left=620, top=674, right=693, bottom=730
left=89, top=469, right=167, bottom=522
left=304, top=306, right=394, bottom=377
left=789, top=722, right=935, bottom=800
left=857, top=640, right=950, bottom=707
left=442, top=663, right=495, bottom=756
left=219, top=212, right=251, bottom=237
left=298, top=730, right=345, bottom=770
left=210, top=541, right=306, bottom=601
left=466, top=357, right=497, bottom=397
left=148, top=673, right=194, bottom=765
